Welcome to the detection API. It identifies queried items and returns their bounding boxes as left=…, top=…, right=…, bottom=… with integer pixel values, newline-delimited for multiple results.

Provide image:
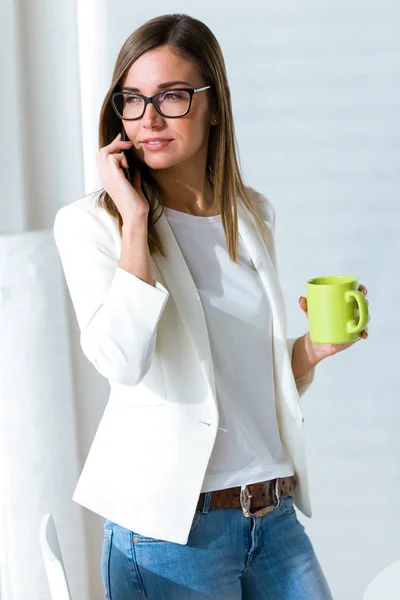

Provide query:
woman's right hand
left=96, top=132, right=149, bottom=223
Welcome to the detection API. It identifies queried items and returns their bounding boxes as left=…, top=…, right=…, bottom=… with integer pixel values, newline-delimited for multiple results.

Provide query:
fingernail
left=116, top=132, right=121, bottom=139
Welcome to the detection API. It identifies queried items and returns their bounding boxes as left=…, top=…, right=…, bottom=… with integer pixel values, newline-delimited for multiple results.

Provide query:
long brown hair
left=97, top=13, right=269, bottom=263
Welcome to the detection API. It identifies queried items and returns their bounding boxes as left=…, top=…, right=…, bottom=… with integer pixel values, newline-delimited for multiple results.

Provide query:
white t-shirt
left=164, top=207, right=294, bottom=493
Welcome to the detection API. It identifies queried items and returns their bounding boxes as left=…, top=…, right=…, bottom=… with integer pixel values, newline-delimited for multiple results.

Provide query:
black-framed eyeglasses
left=111, top=85, right=211, bottom=120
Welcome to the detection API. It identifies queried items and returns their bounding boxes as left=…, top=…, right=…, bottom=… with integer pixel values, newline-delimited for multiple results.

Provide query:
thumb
left=299, top=296, right=308, bottom=313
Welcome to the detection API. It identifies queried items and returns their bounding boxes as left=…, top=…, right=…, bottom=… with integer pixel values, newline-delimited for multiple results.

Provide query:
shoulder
left=54, top=189, right=103, bottom=225
left=53, top=189, right=117, bottom=243
left=243, top=185, right=276, bottom=229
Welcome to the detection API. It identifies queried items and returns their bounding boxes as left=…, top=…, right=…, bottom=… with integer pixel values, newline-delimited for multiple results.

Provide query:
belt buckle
left=240, top=479, right=281, bottom=518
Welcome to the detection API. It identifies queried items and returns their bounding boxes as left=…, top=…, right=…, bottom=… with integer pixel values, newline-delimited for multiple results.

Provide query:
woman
left=53, top=13, right=369, bottom=600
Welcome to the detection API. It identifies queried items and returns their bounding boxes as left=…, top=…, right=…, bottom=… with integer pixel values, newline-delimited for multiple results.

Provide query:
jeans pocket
left=101, top=529, right=113, bottom=599
left=133, top=510, right=202, bottom=544
left=279, top=494, right=295, bottom=515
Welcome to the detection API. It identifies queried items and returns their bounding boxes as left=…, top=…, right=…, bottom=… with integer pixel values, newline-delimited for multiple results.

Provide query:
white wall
left=73, top=1, right=400, bottom=598
left=0, top=0, right=84, bottom=234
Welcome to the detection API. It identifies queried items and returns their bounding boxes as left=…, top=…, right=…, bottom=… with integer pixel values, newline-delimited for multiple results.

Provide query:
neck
left=149, top=156, right=217, bottom=217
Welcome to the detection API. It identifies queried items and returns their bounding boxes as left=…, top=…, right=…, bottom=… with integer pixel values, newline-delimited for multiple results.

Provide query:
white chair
left=363, top=558, right=400, bottom=599
left=39, top=513, right=72, bottom=600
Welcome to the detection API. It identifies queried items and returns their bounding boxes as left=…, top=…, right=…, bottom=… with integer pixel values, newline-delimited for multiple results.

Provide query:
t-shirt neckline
left=163, top=206, right=222, bottom=223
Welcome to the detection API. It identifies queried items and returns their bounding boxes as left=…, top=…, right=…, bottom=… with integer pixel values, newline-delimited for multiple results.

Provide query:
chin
left=144, top=154, right=184, bottom=170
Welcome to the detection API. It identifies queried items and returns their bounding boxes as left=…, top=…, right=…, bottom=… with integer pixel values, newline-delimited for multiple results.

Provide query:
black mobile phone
left=120, top=127, right=132, bottom=183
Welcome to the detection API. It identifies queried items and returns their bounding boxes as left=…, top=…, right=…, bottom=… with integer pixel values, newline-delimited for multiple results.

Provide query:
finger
left=107, top=153, right=125, bottom=171
left=101, top=137, right=133, bottom=156
left=120, top=151, right=129, bottom=169
left=97, top=144, right=133, bottom=168
left=108, top=149, right=132, bottom=169
left=358, top=285, right=368, bottom=296
left=103, top=135, right=133, bottom=151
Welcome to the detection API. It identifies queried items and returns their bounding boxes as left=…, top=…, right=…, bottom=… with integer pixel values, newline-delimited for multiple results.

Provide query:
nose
left=142, top=101, right=164, bottom=127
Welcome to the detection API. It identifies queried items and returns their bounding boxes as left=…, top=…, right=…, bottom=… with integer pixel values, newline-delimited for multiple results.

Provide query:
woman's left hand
left=299, top=284, right=370, bottom=362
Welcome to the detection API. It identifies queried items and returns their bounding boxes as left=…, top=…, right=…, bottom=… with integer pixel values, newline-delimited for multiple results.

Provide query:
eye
left=161, top=91, right=183, bottom=101
left=125, top=94, right=141, bottom=104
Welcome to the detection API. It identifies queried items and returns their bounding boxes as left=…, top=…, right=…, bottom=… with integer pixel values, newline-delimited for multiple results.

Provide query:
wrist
left=122, top=213, right=148, bottom=235
left=291, top=333, right=321, bottom=381
left=302, top=332, right=324, bottom=367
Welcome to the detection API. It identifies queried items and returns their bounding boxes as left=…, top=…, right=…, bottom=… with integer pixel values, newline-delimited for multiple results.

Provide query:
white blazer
left=53, top=186, right=315, bottom=545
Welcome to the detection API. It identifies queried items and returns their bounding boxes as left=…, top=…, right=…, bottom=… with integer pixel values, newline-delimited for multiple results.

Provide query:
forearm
left=120, top=216, right=154, bottom=286
left=291, top=333, right=321, bottom=381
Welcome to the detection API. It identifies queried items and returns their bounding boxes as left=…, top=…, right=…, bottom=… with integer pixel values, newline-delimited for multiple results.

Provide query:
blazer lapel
left=236, top=202, right=288, bottom=343
left=152, top=212, right=216, bottom=394
left=236, top=203, right=303, bottom=423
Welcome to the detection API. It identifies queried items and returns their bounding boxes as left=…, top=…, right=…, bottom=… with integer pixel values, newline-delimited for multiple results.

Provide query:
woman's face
left=120, top=45, right=216, bottom=171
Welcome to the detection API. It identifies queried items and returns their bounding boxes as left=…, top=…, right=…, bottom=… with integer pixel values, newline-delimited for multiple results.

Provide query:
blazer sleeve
left=53, top=204, right=169, bottom=386
left=250, top=188, right=315, bottom=398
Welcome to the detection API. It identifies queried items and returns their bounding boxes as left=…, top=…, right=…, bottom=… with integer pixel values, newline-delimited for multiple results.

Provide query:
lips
left=141, top=138, right=173, bottom=143
left=140, top=139, right=173, bottom=151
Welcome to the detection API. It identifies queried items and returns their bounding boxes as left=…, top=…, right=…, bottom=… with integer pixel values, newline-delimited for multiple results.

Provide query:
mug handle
left=345, top=290, right=368, bottom=334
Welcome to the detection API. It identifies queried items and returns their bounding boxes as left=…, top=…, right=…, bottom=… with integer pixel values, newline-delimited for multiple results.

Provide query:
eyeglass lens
left=113, top=90, right=191, bottom=119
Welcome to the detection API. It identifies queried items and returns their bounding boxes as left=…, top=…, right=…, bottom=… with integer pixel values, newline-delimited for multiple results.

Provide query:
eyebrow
left=122, top=80, right=194, bottom=92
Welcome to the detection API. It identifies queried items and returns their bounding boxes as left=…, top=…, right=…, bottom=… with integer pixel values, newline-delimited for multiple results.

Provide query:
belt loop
left=274, top=477, right=282, bottom=507
left=201, top=491, right=212, bottom=514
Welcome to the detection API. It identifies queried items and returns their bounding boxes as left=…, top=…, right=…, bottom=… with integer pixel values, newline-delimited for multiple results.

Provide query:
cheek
left=180, top=116, right=210, bottom=147
left=120, top=121, right=139, bottom=141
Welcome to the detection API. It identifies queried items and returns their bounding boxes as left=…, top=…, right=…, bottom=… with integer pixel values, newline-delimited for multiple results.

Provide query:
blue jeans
left=101, top=491, right=334, bottom=599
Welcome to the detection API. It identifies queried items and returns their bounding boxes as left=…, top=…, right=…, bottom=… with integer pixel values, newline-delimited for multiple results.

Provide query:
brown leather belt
left=197, top=475, right=296, bottom=516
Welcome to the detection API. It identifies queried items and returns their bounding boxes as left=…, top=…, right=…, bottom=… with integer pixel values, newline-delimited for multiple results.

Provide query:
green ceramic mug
left=305, top=275, right=369, bottom=344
